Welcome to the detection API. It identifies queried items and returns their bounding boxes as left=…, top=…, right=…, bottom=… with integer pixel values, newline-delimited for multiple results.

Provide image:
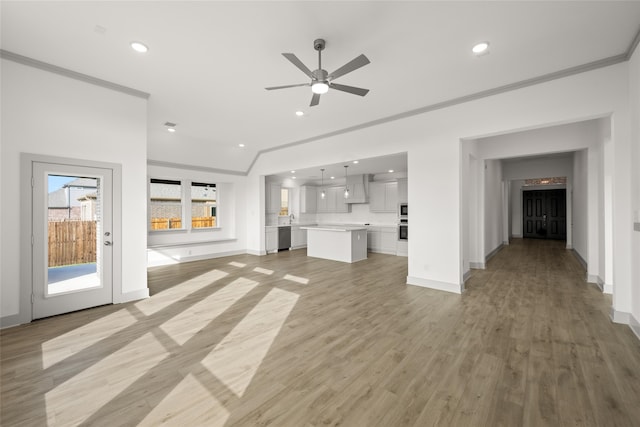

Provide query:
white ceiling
left=2, top=1, right=639, bottom=174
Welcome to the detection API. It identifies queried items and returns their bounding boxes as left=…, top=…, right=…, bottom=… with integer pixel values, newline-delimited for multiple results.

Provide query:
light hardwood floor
left=2, top=239, right=640, bottom=426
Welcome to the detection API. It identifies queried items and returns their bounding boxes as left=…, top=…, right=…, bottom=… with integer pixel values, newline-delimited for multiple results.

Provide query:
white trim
left=610, top=307, right=631, bottom=325
left=603, top=282, right=613, bottom=294
left=587, top=274, right=600, bottom=285
left=407, top=276, right=463, bottom=294
left=246, top=249, right=266, bottom=256
left=20, top=153, right=124, bottom=321
left=470, top=261, right=485, bottom=269
left=0, top=313, right=23, bottom=329
left=147, top=159, right=245, bottom=176
left=147, top=238, right=237, bottom=249
left=571, top=249, right=587, bottom=270
left=463, top=270, right=472, bottom=282
left=485, top=244, right=503, bottom=262
left=173, top=250, right=247, bottom=263
left=1, top=50, right=149, bottom=99
left=630, top=314, right=640, bottom=342
left=120, top=289, right=149, bottom=303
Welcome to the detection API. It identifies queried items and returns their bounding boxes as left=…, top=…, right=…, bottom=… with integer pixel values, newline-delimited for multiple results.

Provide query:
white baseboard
left=565, top=243, right=573, bottom=249
left=246, top=249, right=265, bottom=256
left=120, top=288, right=149, bottom=303
left=407, top=276, right=462, bottom=294
left=587, top=274, right=600, bottom=285
left=0, top=313, right=23, bottom=329
left=603, top=282, right=613, bottom=294
left=512, top=234, right=522, bottom=238
left=610, top=307, right=631, bottom=325
left=485, top=244, right=503, bottom=263
left=463, top=269, right=471, bottom=282
left=469, top=261, right=485, bottom=269
left=178, top=249, right=246, bottom=263
left=630, top=314, right=640, bottom=342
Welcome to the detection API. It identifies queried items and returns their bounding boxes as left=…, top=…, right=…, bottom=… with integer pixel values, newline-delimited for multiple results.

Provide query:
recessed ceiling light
left=167, top=128, right=176, bottom=133
left=130, top=41, right=149, bottom=53
left=295, top=111, right=304, bottom=117
left=388, top=169, right=394, bottom=173
left=330, top=176, right=335, bottom=180
left=472, top=42, right=489, bottom=55
left=292, top=176, right=297, bottom=179
left=291, top=170, right=296, bottom=174
left=238, top=143, right=245, bottom=148
left=164, top=121, right=176, bottom=132
left=353, top=160, right=359, bottom=164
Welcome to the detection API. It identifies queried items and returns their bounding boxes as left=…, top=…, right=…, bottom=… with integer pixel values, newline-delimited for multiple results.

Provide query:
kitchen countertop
left=266, top=223, right=396, bottom=229
left=301, top=225, right=368, bottom=232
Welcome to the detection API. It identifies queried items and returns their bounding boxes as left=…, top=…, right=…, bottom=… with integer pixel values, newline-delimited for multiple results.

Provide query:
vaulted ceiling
left=2, top=1, right=639, bottom=174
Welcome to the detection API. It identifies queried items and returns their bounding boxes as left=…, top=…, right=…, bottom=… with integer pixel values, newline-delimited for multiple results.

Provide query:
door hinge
left=31, top=235, right=34, bottom=246
left=31, top=293, right=35, bottom=304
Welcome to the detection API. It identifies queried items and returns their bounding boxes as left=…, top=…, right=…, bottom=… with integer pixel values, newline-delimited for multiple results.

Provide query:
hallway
left=1, top=240, right=639, bottom=426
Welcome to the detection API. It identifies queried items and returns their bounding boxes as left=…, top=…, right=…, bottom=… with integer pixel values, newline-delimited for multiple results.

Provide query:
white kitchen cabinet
left=317, top=186, right=350, bottom=213
left=300, top=186, right=317, bottom=213
left=265, top=227, right=278, bottom=253
left=396, top=240, right=408, bottom=257
left=367, top=226, right=397, bottom=255
left=380, top=228, right=398, bottom=254
left=291, top=226, right=307, bottom=249
left=266, top=183, right=281, bottom=214
left=397, top=178, right=408, bottom=204
left=369, top=181, right=398, bottom=212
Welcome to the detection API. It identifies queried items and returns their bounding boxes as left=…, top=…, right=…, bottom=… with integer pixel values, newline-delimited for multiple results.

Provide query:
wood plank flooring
left=2, top=239, right=640, bottom=426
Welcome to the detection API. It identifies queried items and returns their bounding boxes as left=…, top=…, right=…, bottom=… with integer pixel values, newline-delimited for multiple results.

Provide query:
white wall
left=1, top=59, right=148, bottom=325
left=146, top=164, right=248, bottom=267
left=572, top=149, right=589, bottom=263
left=484, top=159, right=503, bottom=256
left=629, top=46, right=640, bottom=335
left=247, top=63, right=631, bottom=297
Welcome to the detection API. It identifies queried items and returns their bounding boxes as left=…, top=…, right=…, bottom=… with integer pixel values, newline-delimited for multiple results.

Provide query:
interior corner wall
left=628, top=46, right=640, bottom=329
left=484, top=159, right=503, bottom=256
left=572, top=149, right=589, bottom=263
left=1, top=59, right=148, bottom=324
left=146, top=164, right=248, bottom=267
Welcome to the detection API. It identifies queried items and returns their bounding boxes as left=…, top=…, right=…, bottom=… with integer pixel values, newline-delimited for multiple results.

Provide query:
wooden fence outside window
left=48, top=220, right=96, bottom=267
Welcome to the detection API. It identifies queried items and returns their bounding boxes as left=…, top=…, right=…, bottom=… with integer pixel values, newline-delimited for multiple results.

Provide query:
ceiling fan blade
left=327, top=54, right=370, bottom=80
left=329, top=83, right=369, bottom=97
left=265, top=83, right=310, bottom=91
left=282, top=53, right=315, bottom=79
left=310, top=93, right=321, bottom=106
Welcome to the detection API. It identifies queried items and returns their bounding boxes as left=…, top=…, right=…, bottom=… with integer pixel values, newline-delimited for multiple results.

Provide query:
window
left=149, top=179, right=183, bottom=229
left=191, top=182, right=217, bottom=228
left=279, top=188, right=289, bottom=216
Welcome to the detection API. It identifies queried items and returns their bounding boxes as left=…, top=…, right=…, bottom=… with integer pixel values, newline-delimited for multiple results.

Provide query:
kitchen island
left=301, top=225, right=367, bottom=263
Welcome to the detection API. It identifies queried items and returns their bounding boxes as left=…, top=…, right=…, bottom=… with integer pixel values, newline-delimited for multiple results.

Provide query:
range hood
left=345, top=174, right=369, bottom=204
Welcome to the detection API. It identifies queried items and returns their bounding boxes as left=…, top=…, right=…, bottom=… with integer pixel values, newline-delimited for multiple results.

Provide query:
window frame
left=148, top=178, right=221, bottom=233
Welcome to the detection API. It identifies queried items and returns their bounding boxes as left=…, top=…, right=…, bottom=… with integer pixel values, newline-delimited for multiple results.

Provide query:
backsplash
left=314, top=203, right=397, bottom=225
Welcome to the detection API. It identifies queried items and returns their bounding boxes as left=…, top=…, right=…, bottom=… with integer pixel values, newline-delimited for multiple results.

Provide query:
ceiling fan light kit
left=266, top=38, right=370, bottom=106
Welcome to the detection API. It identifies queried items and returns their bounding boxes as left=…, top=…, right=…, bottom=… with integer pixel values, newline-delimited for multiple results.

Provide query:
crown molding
left=0, top=49, right=150, bottom=99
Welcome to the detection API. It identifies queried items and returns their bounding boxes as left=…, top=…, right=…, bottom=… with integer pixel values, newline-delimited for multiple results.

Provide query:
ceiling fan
left=265, top=38, right=370, bottom=107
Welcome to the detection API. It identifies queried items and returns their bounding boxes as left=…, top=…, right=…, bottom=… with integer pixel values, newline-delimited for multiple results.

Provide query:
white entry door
left=32, top=161, right=113, bottom=319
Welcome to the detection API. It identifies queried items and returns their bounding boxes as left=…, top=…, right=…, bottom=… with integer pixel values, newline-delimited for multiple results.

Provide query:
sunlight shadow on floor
left=283, top=274, right=309, bottom=285
left=136, top=269, right=229, bottom=316
left=160, top=277, right=260, bottom=346
left=201, top=287, right=299, bottom=397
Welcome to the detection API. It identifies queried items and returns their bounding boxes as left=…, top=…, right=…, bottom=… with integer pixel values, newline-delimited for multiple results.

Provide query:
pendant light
left=343, top=165, right=349, bottom=199
left=320, top=169, right=326, bottom=199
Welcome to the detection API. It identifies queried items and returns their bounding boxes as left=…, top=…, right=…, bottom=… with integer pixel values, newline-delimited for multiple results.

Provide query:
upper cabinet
left=265, top=183, right=281, bottom=213
left=345, top=174, right=368, bottom=204
left=300, top=185, right=317, bottom=213
left=317, top=186, right=351, bottom=213
left=369, top=181, right=398, bottom=212
left=397, top=178, right=408, bottom=204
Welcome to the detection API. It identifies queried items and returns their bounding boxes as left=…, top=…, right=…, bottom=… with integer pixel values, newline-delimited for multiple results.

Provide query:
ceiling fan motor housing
left=314, top=38, right=326, bottom=51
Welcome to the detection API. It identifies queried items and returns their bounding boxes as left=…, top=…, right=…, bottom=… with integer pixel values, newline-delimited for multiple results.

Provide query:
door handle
left=104, top=241, right=112, bottom=246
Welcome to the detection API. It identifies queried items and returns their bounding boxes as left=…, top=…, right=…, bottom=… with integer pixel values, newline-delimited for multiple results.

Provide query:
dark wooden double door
left=523, top=189, right=566, bottom=240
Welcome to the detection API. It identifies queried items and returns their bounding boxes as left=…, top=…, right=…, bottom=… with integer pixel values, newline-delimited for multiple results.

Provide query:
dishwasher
left=278, top=226, right=291, bottom=251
